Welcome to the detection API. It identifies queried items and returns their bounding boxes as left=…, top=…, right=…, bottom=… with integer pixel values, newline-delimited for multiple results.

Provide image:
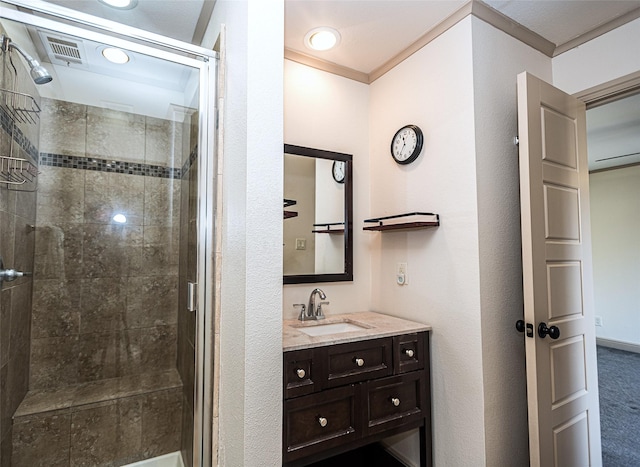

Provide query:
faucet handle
left=316, top=301, right=329, bottom=319
left=293, top=303, right=306, bottom=321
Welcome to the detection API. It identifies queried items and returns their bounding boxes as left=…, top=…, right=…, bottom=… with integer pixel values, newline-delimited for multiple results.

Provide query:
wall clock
left=390, top=124, right=423, bottom=164
left=332, top=160, right=345, bottom=183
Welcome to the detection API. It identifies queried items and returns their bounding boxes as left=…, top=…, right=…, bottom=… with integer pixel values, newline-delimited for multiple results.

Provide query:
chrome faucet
left=307, top=288, right=327, bottom=320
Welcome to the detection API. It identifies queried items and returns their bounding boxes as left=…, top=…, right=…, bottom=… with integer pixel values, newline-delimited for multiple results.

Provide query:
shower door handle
left=187, top=282, right=197, bottom=312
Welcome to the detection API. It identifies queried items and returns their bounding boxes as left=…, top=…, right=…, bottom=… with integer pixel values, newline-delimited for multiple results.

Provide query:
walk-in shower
left=0, top=2, right=217, bottom=466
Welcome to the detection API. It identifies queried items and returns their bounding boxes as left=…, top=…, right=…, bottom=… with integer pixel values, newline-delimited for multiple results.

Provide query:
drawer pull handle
left=318, top=417, right=328, bottom=427
left=391, top=397, right=401, bottom=407
left=296, top=368, right=306, bottom=379
left=354, top=358, right=365, bottom=367
left=404, top=349, right=415, bottom=358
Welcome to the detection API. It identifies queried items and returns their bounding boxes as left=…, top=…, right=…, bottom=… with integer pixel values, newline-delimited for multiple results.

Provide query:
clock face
left=391, top=125, right=423, bottom=164
left=332, top=160, right=345, bottom=183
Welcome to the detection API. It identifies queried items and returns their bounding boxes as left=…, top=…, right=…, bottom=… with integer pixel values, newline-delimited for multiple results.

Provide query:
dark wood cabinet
left=283, top=332, right=431, bottom=467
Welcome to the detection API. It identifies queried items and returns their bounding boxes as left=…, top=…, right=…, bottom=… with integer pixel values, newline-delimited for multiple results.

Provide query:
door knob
left=516, top=320, right=525, bottom=333
left=538, top=322, right=560, bottom=339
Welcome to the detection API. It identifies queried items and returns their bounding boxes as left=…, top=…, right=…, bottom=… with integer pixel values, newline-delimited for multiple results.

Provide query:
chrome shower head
left=2, top=35, right=53, bottom=85
left=29, top=63, right=53, bottom=85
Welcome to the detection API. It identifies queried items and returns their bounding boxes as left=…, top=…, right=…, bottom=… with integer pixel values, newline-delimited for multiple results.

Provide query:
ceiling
left=33, top=0, right=640, bottom=75
left=12, top=0, right=640, bottom=169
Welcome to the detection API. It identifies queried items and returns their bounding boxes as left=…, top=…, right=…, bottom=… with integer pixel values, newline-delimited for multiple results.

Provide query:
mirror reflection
left=283, top=144, right=353, bottom=284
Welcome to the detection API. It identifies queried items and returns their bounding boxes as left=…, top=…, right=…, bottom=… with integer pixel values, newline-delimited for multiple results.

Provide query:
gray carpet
left=597, top=346, right=640, bottom=467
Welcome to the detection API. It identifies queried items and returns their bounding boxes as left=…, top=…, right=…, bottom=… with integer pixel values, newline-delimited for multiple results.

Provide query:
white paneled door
left=517, top=72, right=602, bottom=467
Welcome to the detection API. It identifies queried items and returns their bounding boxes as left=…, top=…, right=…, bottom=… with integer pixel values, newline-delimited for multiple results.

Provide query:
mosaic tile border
left=0, top=104, right=40, bottom=161
left=39, top=153, right=183, bottom=179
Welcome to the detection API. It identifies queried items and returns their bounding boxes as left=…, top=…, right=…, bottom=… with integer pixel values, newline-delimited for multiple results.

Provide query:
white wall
left=369, top=18, right=488, bottom=466
left=552, top=17, right=640, bottom=94
left=470, top=17, right=551, bottom=466
left=283, top=59, right=370, bottom=319
left=590, top=166, right=640, bottom=346
left=205, top=1, right=284, bottom=465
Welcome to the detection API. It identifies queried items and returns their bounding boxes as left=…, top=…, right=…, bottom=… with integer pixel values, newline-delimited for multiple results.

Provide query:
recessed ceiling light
left=102, top=47, right=130, bottom=64
left=304, top=27, right=341, bottom=51
left=98, top=0, right=138, bottom=10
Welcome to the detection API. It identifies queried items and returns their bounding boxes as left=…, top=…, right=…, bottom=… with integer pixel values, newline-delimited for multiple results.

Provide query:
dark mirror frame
left=283, top=144, right=353, bottom=284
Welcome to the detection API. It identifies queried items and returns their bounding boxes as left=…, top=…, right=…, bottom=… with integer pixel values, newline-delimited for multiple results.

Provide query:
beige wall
left=590, top=166, right=640, bottom=346
left=283, top=59, right=370, bottom=318
left=470, top=17, right=551, bottom=466
left=283, top=155, right=316, bottom=275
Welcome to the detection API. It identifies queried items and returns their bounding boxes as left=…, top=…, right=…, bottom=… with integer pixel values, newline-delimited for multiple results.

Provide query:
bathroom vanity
left=282, top=312, right=432, bottom=466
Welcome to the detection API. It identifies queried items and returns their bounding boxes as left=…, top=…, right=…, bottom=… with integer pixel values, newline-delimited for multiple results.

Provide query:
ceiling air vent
left=46, top=36, right=83, bottom=64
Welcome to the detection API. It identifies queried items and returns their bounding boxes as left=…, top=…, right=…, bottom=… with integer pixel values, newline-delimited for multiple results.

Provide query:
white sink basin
left=296, top=321, right=369, bottom=337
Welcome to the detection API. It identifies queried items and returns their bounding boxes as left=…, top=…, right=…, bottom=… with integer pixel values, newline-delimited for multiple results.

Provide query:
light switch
left=296, top=238, right=306, bottom=250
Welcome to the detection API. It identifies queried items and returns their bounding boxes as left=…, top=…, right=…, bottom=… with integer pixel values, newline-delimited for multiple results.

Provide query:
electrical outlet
left=295, top=238, right=306, bottom=250
left=595, top=316, right=603, bottom=326
left=396, top=262, right=408, bottom=285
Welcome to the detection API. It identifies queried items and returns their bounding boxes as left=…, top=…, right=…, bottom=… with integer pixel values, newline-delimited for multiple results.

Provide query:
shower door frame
left=1, top=3, right=218, bottom=465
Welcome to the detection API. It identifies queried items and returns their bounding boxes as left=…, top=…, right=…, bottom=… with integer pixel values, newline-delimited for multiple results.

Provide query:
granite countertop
left=283, top=311, right=431, bottom=351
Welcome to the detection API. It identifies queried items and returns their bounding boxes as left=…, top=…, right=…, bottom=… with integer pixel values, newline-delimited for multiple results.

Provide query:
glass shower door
left=0, top=5, right=216, bottom=466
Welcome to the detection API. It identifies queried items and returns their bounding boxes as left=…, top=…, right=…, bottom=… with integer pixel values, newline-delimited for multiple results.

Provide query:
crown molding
left=471, top=0, right=555, bottom=57
left=284, top=49, right=369, bottom=84
left=368, top=1, right=474, bottom=82
left=554, top=6, right=640, bottom=56
left=284, top=0, right=640, bottom=84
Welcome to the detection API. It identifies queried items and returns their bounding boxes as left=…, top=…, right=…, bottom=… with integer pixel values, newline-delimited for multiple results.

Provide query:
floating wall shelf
left=284, top=198, right=298, bottom=220
left=363, top=212, right=440, bottom=232
left=312, top=222, right=345, bottom=234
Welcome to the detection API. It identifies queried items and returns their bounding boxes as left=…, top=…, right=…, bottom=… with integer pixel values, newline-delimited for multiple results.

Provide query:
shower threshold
left=123, top=451, right=184, bottom=467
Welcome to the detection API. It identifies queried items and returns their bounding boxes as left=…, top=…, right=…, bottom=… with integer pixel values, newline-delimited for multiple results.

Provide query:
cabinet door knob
left=391, top=397, right=400, bottom=407
left=318, top=417, right=328, bottom=427
left=404, top=349, right=414, bottom=358
left=296, top=368, right=306, bottom=379
left=354, top=358, right=364, bottom=367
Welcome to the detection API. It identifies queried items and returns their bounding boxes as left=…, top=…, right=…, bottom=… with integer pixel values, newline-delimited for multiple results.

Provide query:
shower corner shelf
left=312, top=222, right=345, bottom=234
left=0, top=88, right=42, bottom=124
left=363, top=212, right=440, bottom=232
left=0, top=155, right=38, bottom=186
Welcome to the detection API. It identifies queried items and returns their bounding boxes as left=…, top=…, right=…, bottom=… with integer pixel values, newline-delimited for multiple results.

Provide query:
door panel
left=517, top=72, right=602, bottom=467
left=547, top=262, right=583, bottom=320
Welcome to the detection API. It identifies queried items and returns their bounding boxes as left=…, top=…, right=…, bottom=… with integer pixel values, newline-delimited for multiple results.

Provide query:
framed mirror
left=283, top=144, right=353, bottom=284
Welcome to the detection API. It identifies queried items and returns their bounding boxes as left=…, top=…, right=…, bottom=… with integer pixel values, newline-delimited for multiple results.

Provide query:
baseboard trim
left=597, top=337, right=640, bottom=354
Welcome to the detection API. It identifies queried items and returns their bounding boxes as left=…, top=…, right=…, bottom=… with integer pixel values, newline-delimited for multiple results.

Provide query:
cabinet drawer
left=325, top=337, right=392, bottom=388
left=393, top=332, right=426, bottom=374
left=364, top=372, right=427, bottom=435
left=284, top=348, right=321, bottom=399
left=283, top=385, right=360, bottom=462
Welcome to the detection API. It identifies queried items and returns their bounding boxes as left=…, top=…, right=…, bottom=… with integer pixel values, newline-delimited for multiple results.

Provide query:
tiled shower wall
left=0, top=41, right=40, bottom=465
left=30, top=98, right=183, bottom=389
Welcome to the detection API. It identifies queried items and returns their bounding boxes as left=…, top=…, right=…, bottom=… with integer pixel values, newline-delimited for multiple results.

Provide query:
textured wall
left=0, top=40, right=40, bottom=466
